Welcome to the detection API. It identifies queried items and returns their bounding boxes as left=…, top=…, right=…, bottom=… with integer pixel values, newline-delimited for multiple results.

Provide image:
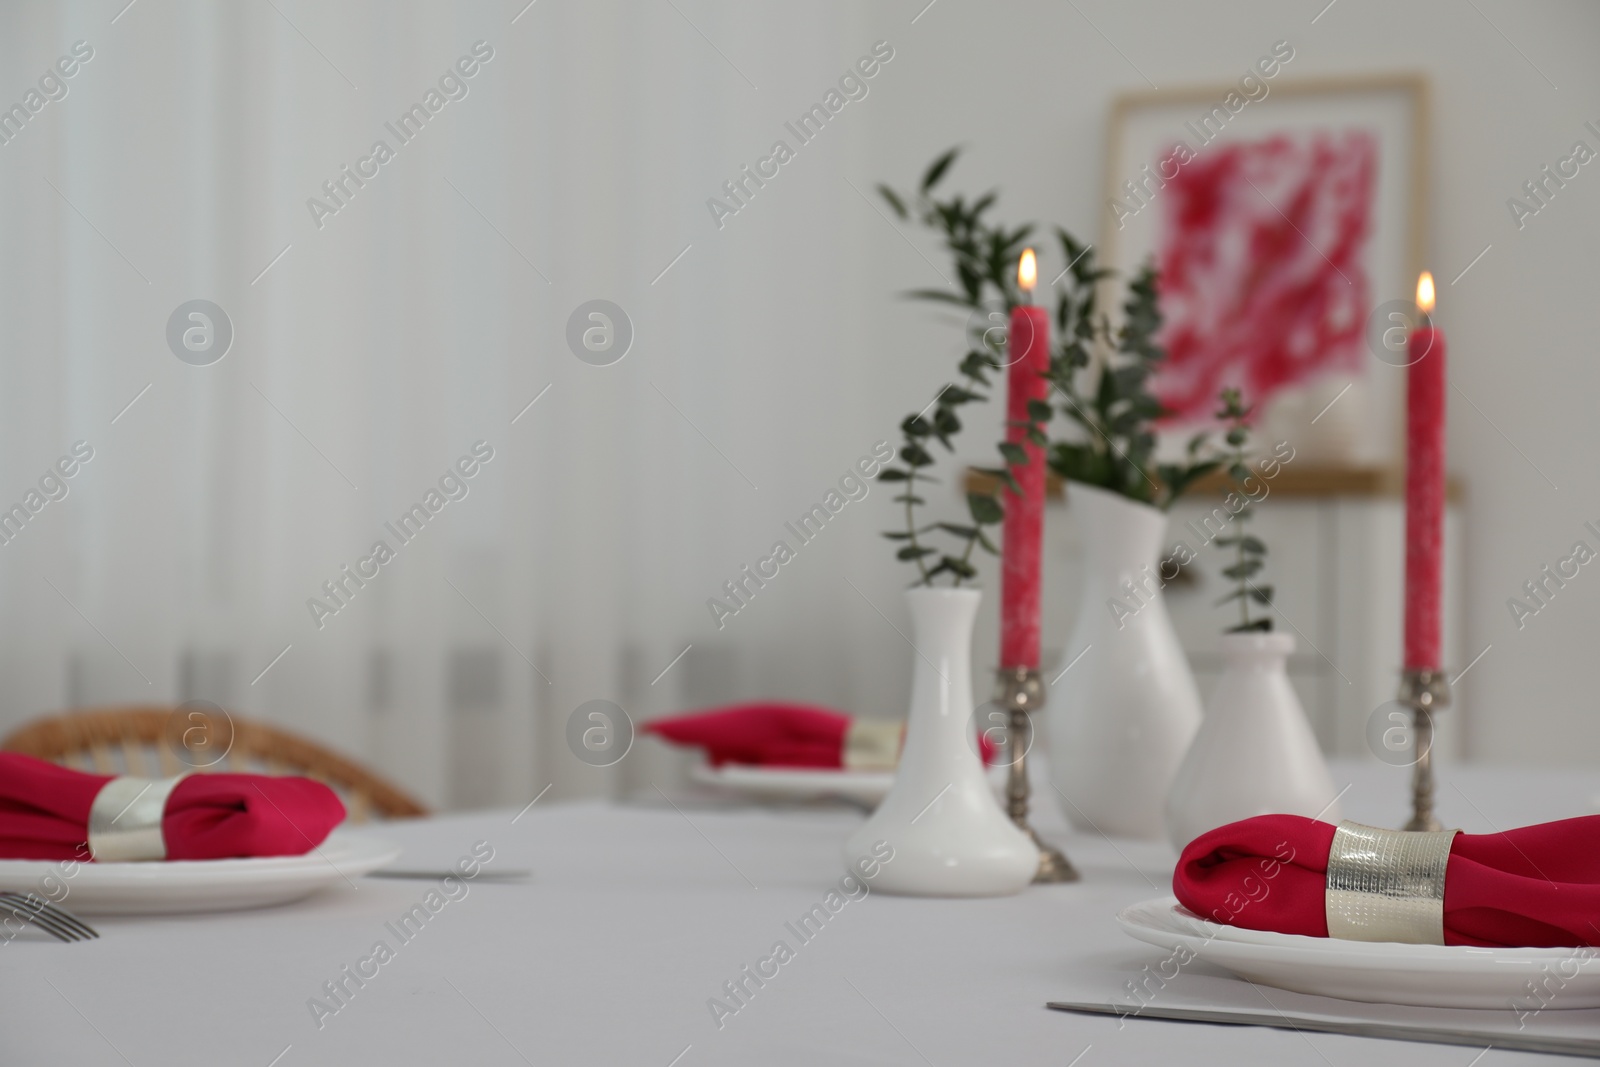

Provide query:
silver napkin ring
left=843, top=719, right=903, bottom=771
left=1324, top=820, right=1458, bottom=945
left=87, top=775, right=188, bottom=862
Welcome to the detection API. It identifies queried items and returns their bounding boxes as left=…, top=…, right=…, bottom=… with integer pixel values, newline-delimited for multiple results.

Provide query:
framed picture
left=1101, top=73, right=1428, bottom=468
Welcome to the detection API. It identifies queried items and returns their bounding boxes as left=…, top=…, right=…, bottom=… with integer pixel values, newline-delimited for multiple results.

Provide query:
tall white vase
left=1048, top=481, right=1202, bottom=840
left=1165, top=632, right=1341, bottom=851
left=843, top=587, right=1036, bottom=897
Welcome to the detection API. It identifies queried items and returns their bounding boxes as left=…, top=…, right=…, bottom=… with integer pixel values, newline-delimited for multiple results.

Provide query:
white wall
left=0, top=0, right=1595, bottom=811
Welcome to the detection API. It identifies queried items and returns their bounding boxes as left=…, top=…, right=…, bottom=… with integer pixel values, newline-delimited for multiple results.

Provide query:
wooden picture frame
left=1100, top=73, right=1430, bottom=469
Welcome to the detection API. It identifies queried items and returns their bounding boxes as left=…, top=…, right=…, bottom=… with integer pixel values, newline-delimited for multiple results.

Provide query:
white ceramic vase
left=843, top=587, right=1036, bottom=897
left=1165, top=632, right=1341, bottom=851
left=1048, top=481, right=1202, bottom=840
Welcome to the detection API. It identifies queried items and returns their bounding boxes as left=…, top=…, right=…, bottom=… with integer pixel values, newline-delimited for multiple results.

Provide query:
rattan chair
left=1, top=706, right=428, bottom=823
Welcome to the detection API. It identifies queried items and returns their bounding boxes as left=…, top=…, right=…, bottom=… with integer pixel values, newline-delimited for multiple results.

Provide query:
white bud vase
left=1048, top=481, right=1202, bottom=840
left=843, top=587, right=1036, bottom=897
left=1165, top=632, right=1341, bottom=851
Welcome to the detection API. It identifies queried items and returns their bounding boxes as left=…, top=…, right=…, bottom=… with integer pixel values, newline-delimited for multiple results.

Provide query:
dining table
left=4, top=757, right=1597, bottom=1065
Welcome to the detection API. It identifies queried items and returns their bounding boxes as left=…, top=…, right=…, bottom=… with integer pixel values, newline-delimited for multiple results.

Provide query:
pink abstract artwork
left=1151, top=131, right=1377, bottom=425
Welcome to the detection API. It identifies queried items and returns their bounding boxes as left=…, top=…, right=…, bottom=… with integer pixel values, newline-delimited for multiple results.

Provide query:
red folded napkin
left=643, top=702, right=998, bottom=768
left=0, top=752, right=346, bottom=862
left=1175, top=814, right=1600, bottom=948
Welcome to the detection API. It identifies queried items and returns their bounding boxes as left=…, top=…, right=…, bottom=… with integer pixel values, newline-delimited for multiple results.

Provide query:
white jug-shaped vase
left=1165, top=632, right=1341, bottom=851
left=1048, top=481, right=1202, bottom=840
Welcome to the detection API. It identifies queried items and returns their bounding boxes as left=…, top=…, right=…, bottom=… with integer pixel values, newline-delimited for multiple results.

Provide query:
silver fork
left=0, top=892, right=98, bottom=942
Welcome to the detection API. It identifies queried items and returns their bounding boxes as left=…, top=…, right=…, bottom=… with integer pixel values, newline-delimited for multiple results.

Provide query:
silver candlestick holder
left=994, top=666, right=1078, bottom=883
left=1398, top=669, right=1450, bottom=832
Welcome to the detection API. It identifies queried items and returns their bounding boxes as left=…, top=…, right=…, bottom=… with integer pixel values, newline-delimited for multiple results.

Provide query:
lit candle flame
left=1416, top=271, right=1435, bottom=314
left=1018, top=248, right=1037, bottom=292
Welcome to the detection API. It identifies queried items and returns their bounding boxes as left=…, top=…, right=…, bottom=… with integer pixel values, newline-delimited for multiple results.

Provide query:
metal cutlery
left=365, top=869, right=532, bottom=882
left=0, top=892, right=98, bottom=943
left=1047, top=1000, right=1600, bottom=1058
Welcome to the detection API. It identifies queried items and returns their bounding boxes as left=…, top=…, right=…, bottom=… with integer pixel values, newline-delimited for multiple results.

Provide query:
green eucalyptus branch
left=878, top=147, right=1033, bottom=346
left=878, top=359, right=1015, bottom=587
left=1212, top=387, right=1274, bottom=633
left=875, top=148, right=1054, bottom=587
left=1044, top=244, right=1219, bottom=511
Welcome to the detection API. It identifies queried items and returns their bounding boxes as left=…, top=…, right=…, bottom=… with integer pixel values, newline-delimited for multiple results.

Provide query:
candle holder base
left=1398, top=669, right=1450, bottom=833
left=1024, top=824, right=1079, bottom=884
left=995, top=667, right=1079, bottom=884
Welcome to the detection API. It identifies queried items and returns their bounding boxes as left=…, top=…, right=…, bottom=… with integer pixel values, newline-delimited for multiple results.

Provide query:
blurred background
left=0, top=0, right=1594, bottom=812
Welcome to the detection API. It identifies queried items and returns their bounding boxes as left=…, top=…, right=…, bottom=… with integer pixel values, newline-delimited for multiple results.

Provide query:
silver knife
left=1046, top=1001, right=1600, bottom=1058
left=366, top=869, right=533, bottom=881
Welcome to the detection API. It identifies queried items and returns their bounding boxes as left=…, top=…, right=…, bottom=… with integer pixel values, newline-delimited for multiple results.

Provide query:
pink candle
left=1404, top=272, right=1446, bottom=671
left=1000, top=249, right=1050, bottom=671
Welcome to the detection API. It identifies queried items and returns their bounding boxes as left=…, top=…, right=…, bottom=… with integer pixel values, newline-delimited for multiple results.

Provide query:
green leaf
left=904, top=288, right=977, bottom=308
left=1026, top=398, right=1053, bottom=424
left=901, top=414, right=932, bottom=438
left=936, top=522, right=978, bottom=538
left=972, top=465, right=1018, bottom=487
left=1156, top=460, right=1221, bottom=507
left=1249, top=584, right=1274, bottom=604
left=1057, top=227, right=1083, bottom=257
left=1094, top=365, right=1117, bottom=414
left=958, top=352, right=993, bottom=384
left=1227, top=618, right=1274, bottom=633
left=1055, top=402, right=1091, bottom=432
left=897, top=545, right=938, bottom=560
left=957, top=263, right=983, bottom=304
left=967, top=492, right=1004, bottom=524
left=997, top=442, right=1028, bottom=467
left=902, top=444, right=934, bottom=467
left=1048, top=443, right=1107, bottom=487
left=1222, top=560, right=1263, bottom=580
left=891, top=494, right=926, bottom=504
left=1110, top=364, right=1148, bottom=397
left=941, top=556, right=978, bottom=579
left=921, top=147, right=959, bottom=191
left=876, top=469, right=909, bottom=482
left=877, top=184, right=908, bottom=219
left=1054, top=292, right=1074, bottom=333
left=1129, top=396, right=1166, bottom=420
left=1005, top=223, right=1035, bottom=248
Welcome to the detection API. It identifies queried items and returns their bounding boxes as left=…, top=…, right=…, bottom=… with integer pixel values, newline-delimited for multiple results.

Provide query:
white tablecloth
left=6, top=760, right=1597, bottom=1065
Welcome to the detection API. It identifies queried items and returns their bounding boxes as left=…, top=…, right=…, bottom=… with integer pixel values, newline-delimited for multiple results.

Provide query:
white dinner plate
left=0, top=830, right=400, bottom=915
left=690, top=763, right=1009, bottom=807
left=1117, top=896, right=1600, bottom=1010
left=690, top=764, right=895, bottom=805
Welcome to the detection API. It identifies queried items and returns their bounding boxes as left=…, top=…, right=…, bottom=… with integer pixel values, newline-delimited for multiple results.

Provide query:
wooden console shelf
left=964, top=465, right=1463, bottom=501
